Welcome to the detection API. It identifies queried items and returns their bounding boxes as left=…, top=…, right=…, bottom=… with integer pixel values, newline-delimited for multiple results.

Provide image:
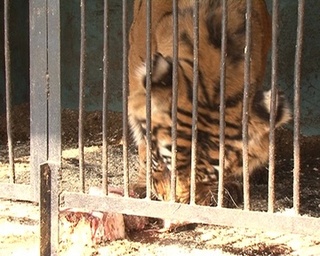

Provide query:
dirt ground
left=0, top=104, right=320, bottom=255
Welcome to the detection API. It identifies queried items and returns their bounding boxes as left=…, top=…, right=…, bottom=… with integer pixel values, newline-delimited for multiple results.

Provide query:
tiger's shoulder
left=129, top=0, right=271, bottom=93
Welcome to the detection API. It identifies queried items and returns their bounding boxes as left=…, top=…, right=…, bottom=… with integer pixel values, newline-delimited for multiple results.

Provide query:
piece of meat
left=59, top=186, right=149, bottom=243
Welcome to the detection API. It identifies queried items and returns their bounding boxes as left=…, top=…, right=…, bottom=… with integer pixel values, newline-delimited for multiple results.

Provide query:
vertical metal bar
left=122, top=0, right=129, bottom=197
left=218, top=0, right=227, bottom=208
left=190, top=0, right=199, bottom=205
left=47, top=0, right=61, bottom=252
left=242, top=0, right=252, bottom=211
left=49, top=163, right=59, bottom=255
left=268, top=0, right=279, bottom=213
left=79, top=0, right=86, bottom=193
left=40, top=163, right=51, bottom=256
left=30, top=0, right=48, bottom=202
left=293, top=0, right=305, bottom=215
left=39, top=163, right=59, bottom=255
left=170, top=0, right=178, bottom=203
left=145, top=0, right=152, bottom=200
left=102, top=0, right=109, bottom=195
left=48, top=0, right=61, bottom=166
left=4, top=0, right=15, bottom=183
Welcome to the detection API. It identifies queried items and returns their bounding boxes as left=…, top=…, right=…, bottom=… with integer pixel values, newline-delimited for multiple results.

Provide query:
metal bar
left=242, top=0, right=252, bottom=211
left=0, top=184, right=33, bottom=201
left=218, top=0, right=227, bottom=208
left=30, top=0, right=49, bottom=202
left=102, top=0, right=109, bottom=195
left=62, top=192, right=320, bottom=236
left=39, top=163, right=59, bottom=255
left=46, top=0, right=61, bottom=252
left=47, top=0, right=61, bottom=166
left=170, top=0, right=178, bottom=203
left=293, top=0, right=305, bottom=215
left=268, top=0, right=279, bottom=213
left=4, top=0, right=15, bottom=183
left=40, top=163, right=51, bottom=256
left=190, top=0, right=199, bottom=205
left=122, top=0, right=129, bottom=197
left=145, top=0, right=152, bottom=200
left=79, top=0, right=86, bottom=193
left=48, top=162, right=59, bottom=255
left=47, top=0, right=61, bottom=251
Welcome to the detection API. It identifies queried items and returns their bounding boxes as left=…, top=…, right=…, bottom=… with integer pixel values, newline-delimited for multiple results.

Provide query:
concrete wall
left=264, top=1, right=320, bottom=135
left=60, top=0, right=133, bottom=112
left=0, top=1, right=29, bottom=112
left=0, top=0, right=319, bottom=135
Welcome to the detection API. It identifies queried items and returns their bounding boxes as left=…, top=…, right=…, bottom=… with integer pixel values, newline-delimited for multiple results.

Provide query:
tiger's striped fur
left=128, top=0, right=291, bottom=206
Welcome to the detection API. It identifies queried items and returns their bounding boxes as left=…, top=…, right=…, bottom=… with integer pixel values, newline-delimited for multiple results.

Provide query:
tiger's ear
left=142, top=52, right=173, bottom=88
left=252, top=89, right=291, bottom=127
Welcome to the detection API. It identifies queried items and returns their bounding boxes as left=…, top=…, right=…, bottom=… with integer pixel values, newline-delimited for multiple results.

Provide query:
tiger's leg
left=131, top=140, right=148, bottom=198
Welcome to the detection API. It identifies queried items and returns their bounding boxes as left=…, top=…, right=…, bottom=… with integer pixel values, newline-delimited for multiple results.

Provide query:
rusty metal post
left=170, top=0, right=178, bottom=203
left=4, top=0, right=15, bottom=184
left=122, top=0, right=130, bottom=197
left=102, top=0, right=109, bottom=195
left=293, top=0, right=305, bottom=215
left=268, top=0, right=280, bottom=213
left=40, top=163, right=59, bottom=255
left=145, top=0, right=152, bottom=200
left=40, top=163, right=51, bottom=256
left=218, top=0, right=227, bottom=208
left=242, top=0, right=252, bottom=211
left=78, top=0, right=87, bottom=193
left=190, top=0, right=199, bottom=205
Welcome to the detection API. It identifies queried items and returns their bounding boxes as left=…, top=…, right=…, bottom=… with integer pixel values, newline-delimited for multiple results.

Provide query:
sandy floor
left=1, top=198, right=320, bottom=255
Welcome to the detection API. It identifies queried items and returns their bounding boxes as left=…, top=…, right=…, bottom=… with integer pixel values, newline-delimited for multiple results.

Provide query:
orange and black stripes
left=128, top=0, right=290, bottom=206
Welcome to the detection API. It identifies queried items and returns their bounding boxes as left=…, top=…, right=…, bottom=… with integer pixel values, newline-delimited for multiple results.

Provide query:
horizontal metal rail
left=62, top=192, right=320, bottom=236
left=0, top=184, right=34, bottom=201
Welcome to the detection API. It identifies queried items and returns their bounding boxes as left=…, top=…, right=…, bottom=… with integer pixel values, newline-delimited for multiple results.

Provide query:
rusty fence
left=1, top=0, right=320, bottom=255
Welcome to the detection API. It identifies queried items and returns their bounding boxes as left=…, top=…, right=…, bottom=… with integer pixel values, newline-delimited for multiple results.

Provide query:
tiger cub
left=128, top=0, right=291, bottom=206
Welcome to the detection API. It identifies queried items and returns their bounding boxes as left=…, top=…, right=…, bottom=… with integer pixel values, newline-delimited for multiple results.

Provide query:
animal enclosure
left=0, top=0, right=320, bottom=255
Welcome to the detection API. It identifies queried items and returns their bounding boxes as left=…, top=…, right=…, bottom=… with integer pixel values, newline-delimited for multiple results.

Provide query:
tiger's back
left=128, top=0, right=290, bottom=206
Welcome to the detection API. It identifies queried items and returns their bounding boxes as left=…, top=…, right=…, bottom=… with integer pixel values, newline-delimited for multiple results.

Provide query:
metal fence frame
left=0, top=0, right=32, bottom=202
left=61, top=0, right=320, bottom=235
left=1, top=0, right=319, bottom=255
left=1, top=0, right=60, bottom=254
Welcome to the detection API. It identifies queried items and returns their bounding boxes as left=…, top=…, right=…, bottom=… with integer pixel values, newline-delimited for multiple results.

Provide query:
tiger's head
left=128, top=0, right=290, bottom=206
left=131, top=51, right=291, bottom=205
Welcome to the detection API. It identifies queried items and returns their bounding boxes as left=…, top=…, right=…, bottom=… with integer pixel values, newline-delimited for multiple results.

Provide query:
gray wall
left=264, top=1, right=320, bottom=135
left=60, top=0, right=133, bottom=112
left=0, top=1, right=29, bottom=112
left=0, top=0, right=319, bottom=135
